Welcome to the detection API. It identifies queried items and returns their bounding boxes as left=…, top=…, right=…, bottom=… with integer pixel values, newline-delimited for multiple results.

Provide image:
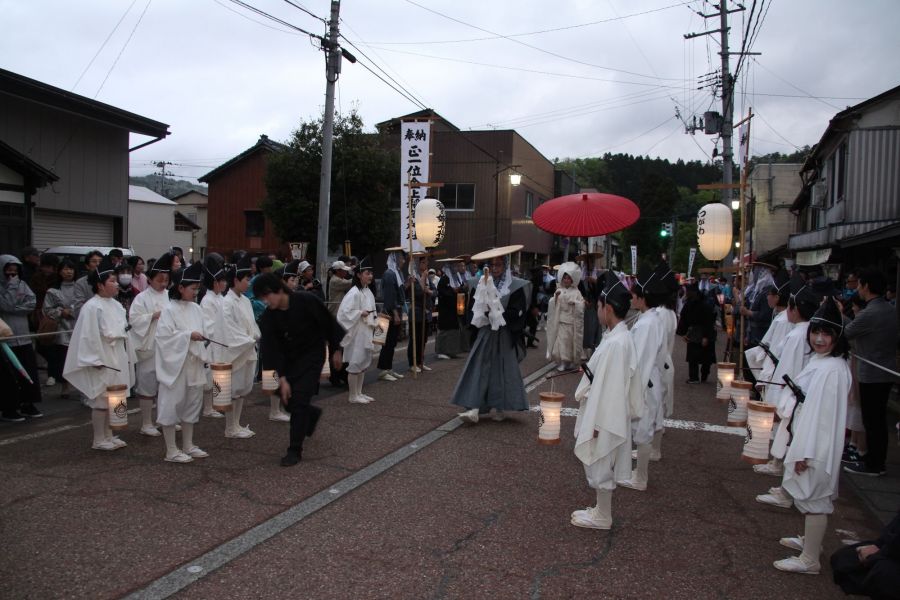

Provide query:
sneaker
left=378, top=370, right=398, bottom=382
left=20, top=404, right=43, bottom=418
left=843, top=462, right=886, bottom=477
left=1, top=410, right=26, bottom=422
left=756, top=492, right=793, bottom=509
left=409, top=366, right=422, bottom=373
left=773, top=556, right=820, bottom=574
left=571, top=507, right=612, bottom=530
left=779, top=536, right=804, bottom=552
left=841, top=447, right=861, bottom=464
left=420, top=364, right=432, bottom=372
left=184, top=446, right=209, bottom=459
left=437, top=354, right=451, bottom=360
left=753, top=461, right=784, bottom=476
left=92, top=440, right=117, bottom=451
left=280, top=451, right=301, bottom=467
left=225, top=428, right=254, bottom=439
left=458, top=408, right=479, bottom=424
left=390, top=370, right=405, bottom=379
left=44, top=376, right=56, bottom=387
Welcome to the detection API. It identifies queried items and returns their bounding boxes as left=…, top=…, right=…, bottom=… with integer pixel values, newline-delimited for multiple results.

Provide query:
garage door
left=32, top=209, right=114, bottom=250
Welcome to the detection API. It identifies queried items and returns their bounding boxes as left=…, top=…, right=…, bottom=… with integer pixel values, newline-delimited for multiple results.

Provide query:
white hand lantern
left=210, top=363, right=233, bottom=412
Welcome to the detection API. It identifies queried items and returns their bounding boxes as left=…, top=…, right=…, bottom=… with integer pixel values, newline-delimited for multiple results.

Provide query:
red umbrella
left=532, top=192, right=640, bottom=237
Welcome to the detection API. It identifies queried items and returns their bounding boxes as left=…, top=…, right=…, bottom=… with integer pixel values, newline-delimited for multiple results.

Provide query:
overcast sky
left=2, top=0, right=898, bottom=184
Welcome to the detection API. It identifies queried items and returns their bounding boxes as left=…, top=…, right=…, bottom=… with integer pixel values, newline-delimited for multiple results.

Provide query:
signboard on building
left=400, top=120, right=431, bottom=253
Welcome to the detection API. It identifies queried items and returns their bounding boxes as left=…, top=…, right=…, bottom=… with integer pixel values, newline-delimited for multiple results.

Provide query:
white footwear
left=437, top=354, right=451, bottom=360
left=164, top=452, right=193, bottom=464
left=458, top=408, right=479, bottom=423
left=175, top=424, right=182, bottom=432
left=779, top=536, right=804, bottom=551
left=92, top=440, right=117, bottom=451
left=556, top=364, right=567, bottom=372
left=617, top=476, right=647, bottom=491
left=491, top=410, right=505, bottom=422
left=203, top=410, right=225, bottom=419
left=109, top=436, right=127, bottom=449
left=269, top=396, right=290, bottom=421
left=754, top=460, right=784, bottom=476
left=241, top=425, right=255, bottom=436
left=45, top=376, right=56, bottom=387
left=571, top=489, right=613, bottom=529
left=773, top=556, right=820, bottom=574
left=225, top=428, right=254, bottom=439
left=269, top=412, right=291, bottom=422
left=756, top=492, right=793, bottom=509
left=420, top=364, right=432, bottom=371
left=378, top=370, right=398, bottom=382
left=184, top=446, right=209, bottom=459
left=409, top=366, right=422, bottom=373
left=140, top=426, right=161, bottom=437
left=390, top=370, right=405, bottom=379
left=360, top=394, right=375, bottom=402
left=349, top=396, right=370, bottom=404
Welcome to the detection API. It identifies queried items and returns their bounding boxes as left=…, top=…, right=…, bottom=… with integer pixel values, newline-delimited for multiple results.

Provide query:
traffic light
left=660, top=222, right=673, bottom=237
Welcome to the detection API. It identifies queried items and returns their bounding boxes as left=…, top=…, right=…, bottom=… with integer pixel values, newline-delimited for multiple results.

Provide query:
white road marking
left=526, top=405, right=745, bottom=437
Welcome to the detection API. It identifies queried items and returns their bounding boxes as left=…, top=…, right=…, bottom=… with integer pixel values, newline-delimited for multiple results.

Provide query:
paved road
left=0, top=332, right=885, bottom=599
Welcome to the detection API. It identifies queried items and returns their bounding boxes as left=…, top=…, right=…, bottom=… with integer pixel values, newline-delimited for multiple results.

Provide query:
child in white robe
left=128, top=253, right=175, bottom=436
left=572, top=272, right=642, bottom=529
left=221, top=259, right=263, bottom=436
left=200, top=255, right=228, bottom=419
left=546, top=261, right=585, bottom=371
left=651, top=265, right=679, bottom=461
left=155, top=262, right=209, bottom=463
left=773, top=298, right=851, bottom=574
left=63, top=256, right=134, bottom=450
left=337, top=262, right=378, bottom=404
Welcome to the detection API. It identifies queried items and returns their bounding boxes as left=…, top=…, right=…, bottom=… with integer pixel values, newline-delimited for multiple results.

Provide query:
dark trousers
left=10, top=344, right=42, bottom=406
left=831, top=542, right=900, bottom=600
left=859, top=381, right=894, bottom=471
left=286, top=377, right=322, bottom=456
left=377, top=320, right=401, bottom=371
left=43, top=344, right=67, bottom=380
left=407, top=315, right=429, bottom=367
left=328, top=344, right=347, bottom=385
left=688, top=361, right=711, bottom=382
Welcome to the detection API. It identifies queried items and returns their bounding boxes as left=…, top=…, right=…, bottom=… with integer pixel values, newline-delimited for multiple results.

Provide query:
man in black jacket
left=254, top=274, right=345, bottom=466
left=830, top=510, right=900, bottom=599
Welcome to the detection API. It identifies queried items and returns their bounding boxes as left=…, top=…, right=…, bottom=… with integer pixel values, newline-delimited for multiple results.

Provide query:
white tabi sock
left=799, top=514, right=827, bottom=566
left=139, top=398, right=155, bottom=429
left=269, top=396, right=282, bottom=417
left=651, top=430, right=663, bottom=460
left=635, top=443, right=651, bottom=485
left=162, top=425, right=179, bottom=458
left=91, top=409, right=108, bottom=445
left=203, top=391, right=214, bottom=414
left=595, top=489, right=613, bottom=527
left=181, top=422, right=195, bottom=452
left=233, top=397, right=245, bottom=429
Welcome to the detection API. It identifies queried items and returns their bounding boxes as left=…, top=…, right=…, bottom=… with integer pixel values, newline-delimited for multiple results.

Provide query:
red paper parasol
left=532, top=192, right=640, bottom=237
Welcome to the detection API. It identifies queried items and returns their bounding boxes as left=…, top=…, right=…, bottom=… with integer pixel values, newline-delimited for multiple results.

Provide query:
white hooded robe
left=128, top=286, right=169, bottom=397
left=154, top=300, right=209, bottom=425
left=337, top=285, right=377, bottom=373
left=630, top=309, right=665, bottom=445
left=221, top=289, right=260, bottom=398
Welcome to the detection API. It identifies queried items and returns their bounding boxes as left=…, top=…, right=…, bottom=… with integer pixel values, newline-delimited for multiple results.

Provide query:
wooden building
left=200, top=135, right=286, bottom=257
left=0, top=67, right=169, bottom=253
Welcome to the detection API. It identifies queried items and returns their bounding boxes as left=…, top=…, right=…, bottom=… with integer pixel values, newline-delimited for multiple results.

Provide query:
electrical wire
left=280, top=0, right=326, bottom=24
left=339, top=34, right=429, bottom=109
left=751, top=58, right=844, bottom=110
left=94, top=0, right=153, bottom=99
left=589, top=115, right=675, bottom=156
left=72, top=0, right=139, bottom=91
left=224, top=0, right=319, bottom=38
left=211, top=0, right=301, bottom=35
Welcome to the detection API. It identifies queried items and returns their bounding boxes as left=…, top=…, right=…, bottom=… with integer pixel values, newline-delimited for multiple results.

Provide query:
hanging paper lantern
left=728, top=380, right=752, bottom=426
left=373, top=313, right=391, bottom=346
left=262, top=369, right=279, bottom=392
left=414, top=197, right=446, bottom=248
left=716, top=362, right=736, bottom=402
left=210, top=363, right=233, bottom=412
left=697, top=203, right=733, bottom=260
left=742, top=400, right=775, bottom=464
left=538, top=391, right=565, bottom=445
left=456, top=292, right=466, bottom=316
left=106, top=384, right=129, bottom=431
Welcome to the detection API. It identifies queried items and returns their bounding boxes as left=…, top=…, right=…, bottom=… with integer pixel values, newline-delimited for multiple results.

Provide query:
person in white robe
left=337, top=262, right=378, bottom=404
left=63, top=256, right=134, bottom=450
left=745, top=271, right=792, bottom=398
left=618, top=268, right=667, bottom=491
left=200, top=254, right=228, bottom=420
left=128, top=253, right=175, bottom=436
left=755, top=278, right=821, bottom=505
left=773, top=298, right=851, bottom=574
left=545, top=261, right=585, bottom=371
left=649, top=266, right=679, bottom=462
left=221, top=260, right=265, bottom=435
left=154, top=263, right=210, bottom=463
left=571, top=272, right=643, bottom=529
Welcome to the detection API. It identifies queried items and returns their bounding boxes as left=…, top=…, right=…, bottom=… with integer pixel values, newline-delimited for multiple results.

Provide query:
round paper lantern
left=742, top=400, right=775, bottom=464
left=716, top=362, right=736, bottom=401
left=697, top=203, right=733, bottom=260
left=262, top=369, right=279, bottom=392
left=106, top=384, right=129, bottom=431
left=210, top=363, right=233, bottom=412
left=728, top=380, right=752, bottom=426
left=414, top=197, right=446, bottom=248
left=538, top=391, right=565, bottom=445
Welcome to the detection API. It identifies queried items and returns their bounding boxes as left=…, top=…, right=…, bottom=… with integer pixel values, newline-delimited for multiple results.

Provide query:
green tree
left=263, top=110, right=399, bottom=262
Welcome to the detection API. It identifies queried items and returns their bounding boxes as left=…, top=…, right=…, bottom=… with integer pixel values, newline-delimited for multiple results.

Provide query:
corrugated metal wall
left=847, top=128, right=900, bottom=223
left=32, top=209, right=113, bottom=248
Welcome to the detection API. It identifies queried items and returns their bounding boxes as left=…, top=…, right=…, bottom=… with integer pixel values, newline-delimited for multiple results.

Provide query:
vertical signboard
left=400, top=120, right=431, bottom=253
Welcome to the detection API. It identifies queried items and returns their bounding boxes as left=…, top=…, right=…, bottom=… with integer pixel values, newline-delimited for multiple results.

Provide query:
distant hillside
left=129, top=174, right=207, bottom=199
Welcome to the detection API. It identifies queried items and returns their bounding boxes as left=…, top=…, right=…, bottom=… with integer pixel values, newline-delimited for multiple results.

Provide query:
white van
left=43, top=245, right=134, bottom=266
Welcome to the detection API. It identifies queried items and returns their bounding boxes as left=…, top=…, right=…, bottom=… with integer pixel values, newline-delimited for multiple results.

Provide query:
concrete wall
left=128, top=201, right=192, bottom=261
left=746, top=163, right=801, bottom=256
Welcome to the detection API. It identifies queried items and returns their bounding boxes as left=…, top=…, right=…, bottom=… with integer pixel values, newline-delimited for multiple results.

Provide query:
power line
left=402, top=0, right=687, bottom=82
left=589, top=115, right=676, bottom=156
left=339, top=34, right=428, bottom=109
left=211, top=0, right=301, bottom=35
left=94, top=0, right=153, bottom=99
left=352, top=54, right=427, bottom=109
left=754, top=109, right=801, bottom=150
left=72, top=0, right=139, bottom=91
left=224, top=0, right=319, bottom=38
left=280, top=0, right=326, bottom=24
left=751, top=58, right=843, bottom=110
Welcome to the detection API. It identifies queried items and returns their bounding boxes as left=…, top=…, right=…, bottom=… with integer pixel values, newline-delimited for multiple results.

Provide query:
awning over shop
left=795, top=248, right=832, bottom=266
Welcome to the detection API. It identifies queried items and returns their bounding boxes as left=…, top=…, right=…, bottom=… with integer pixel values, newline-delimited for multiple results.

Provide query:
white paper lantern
left=716, top=362, right=736, bottom=401
left=262, top=369, right=279, bottom=391
left=373, top=313, right=390, bottom=346
left=728, top=380, right=752, bottom=427
left=210, top=363, right=233, bottom=412
left=742, top=400, right=775, bottom=464
left=414, top=197, right=446, bottom=248
left=106, top=384, right=129, bottom=431
left=697, top=203, right=733, bottom=260
left=538, top=391, right=564, bottom=445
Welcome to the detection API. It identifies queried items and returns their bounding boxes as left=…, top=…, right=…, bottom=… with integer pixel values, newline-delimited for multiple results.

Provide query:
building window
left=174, top=214, right=193, bottom=232
left=525, top=191, right=535, bottom=218
left=245, top=211, right=264, bottom=237
left=439, top=183, right=475, bottom=211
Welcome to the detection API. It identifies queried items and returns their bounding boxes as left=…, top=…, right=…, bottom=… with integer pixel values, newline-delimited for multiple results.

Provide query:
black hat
left=600, top=271, right=631, bottom=313
left=771, top=269, right=790, bottom=293
left=282, top=259, right=301, bottom=278
left=654, top=262, right=679, bottom=294
left=789, top=273, right=821, bottom=311
left=95, top=255, right=116, bottom=278
left=234, top=253, right=253, bottom=276
left=635, top=265, right=668, bottom=296
left=357, top=256, right=374, bottom=272
left=203, top=254, right=226, bottom=288
left=810, top=296, right=844, bottom=336
left=149, top=252, right=175, bottom=277
left=177, top=261, right=203, bottom=286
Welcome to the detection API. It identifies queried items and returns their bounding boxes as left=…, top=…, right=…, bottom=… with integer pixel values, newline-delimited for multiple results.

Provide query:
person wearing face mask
left=771, top=297, right=851, bottom=575
left=42, top=259, right=78, bottom=399
left=113, top=263, right=137, bottom=314
left=63, top=256, right=134, bottom=450
left=0, top=255, right=42, bottom=419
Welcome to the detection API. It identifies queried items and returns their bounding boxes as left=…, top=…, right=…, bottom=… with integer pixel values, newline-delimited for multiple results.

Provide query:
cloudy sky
left=2, top=0, right=897, bottom=183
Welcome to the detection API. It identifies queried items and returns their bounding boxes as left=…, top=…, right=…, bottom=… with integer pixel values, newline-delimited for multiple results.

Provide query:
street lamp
left=509, top=172, right=522, bottom=186
left=493, top=163, right=523, bottom=246
left=731, top=199, right=740, bottom=210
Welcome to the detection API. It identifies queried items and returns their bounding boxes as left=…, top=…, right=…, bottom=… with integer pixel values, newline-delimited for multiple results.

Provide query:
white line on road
left=526, top=405, right=745, bottom=437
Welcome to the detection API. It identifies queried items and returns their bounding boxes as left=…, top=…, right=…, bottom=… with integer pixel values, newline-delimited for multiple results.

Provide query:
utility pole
left=154, top=161, right=173, bottom=196
left=316, top=0, right=342, bottom=281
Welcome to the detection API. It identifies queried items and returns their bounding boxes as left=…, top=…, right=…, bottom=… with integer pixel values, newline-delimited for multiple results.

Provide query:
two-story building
left=743, top=162, right=802, bottom=264
left=789, top=85, right=900, bottom=282
left=172, top=189, right=209, bottom=261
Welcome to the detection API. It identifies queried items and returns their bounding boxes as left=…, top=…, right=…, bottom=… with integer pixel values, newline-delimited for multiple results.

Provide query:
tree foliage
left=263, top=110, right=399, bottom=262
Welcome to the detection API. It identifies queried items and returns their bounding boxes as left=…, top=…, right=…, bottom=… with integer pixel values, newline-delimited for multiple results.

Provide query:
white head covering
left=386, top=251, right=405, bottom=285
left=556, top=261, right=582, bottom=288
